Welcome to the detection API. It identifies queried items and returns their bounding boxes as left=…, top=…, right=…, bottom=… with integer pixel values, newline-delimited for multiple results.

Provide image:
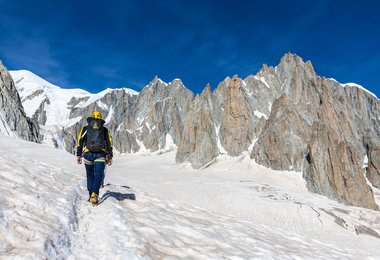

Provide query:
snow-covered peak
left=11, top=70, right=58, bottom=89
left=326, top=78, right=377, bottom=100
left=95, top=87, right=115, bottom=96
left=10, top=70, right=140, bottom=128
left=148, top=75, right=168, bottom=87
left=74, top=87, right=138, bottom=110
left=327, top=78, right=339, bottom=83
left=104, top=87, right=138, bottom=96
left=343, top=82, right=378, bottom=99
left=74, top=88, right=114, bottom=109
left=10, top=70, right=90, bottom=95
left=10, top=70, right=92, bottom=126
left=121, top=88, right=139, bottom=96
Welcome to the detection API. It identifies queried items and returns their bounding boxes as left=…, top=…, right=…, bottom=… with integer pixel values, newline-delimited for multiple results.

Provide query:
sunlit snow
left=343, top=82, right=378, bottom=99
left=1, top=136, right=380, bottom=259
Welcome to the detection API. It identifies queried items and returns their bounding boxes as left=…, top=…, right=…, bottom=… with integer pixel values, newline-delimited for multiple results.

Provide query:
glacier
left=1, top=135, right=380, bottom=259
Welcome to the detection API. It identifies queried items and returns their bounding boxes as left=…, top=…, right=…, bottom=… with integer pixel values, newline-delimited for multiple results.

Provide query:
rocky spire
left=176, top=84, right=218, bottom=168
left=219, top=75, right=255, bottom=156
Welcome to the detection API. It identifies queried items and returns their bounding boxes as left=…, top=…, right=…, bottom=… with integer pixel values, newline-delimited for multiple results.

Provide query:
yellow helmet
left=91, top=111, right=103, bottom=119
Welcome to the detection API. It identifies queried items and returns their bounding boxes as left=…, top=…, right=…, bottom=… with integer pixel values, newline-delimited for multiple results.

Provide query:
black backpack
left=86, top=117, right=106, bottom=153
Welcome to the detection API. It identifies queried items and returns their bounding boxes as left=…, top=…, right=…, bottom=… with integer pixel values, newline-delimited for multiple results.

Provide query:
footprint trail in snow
left=68, top=184, right=356, bottom=259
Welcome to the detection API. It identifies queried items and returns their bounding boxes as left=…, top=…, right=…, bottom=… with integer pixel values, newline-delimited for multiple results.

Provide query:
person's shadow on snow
left=99, top=189, right=136, bottom=204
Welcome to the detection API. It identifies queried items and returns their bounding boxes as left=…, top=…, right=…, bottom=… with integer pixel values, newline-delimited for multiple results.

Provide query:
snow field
left=0, top=149, right=82, bottom=259
left=1, top=136, right=380, bottom=259
left=109, top=151, right=380, bottom=259
left=68, top=184, right=355, bottom=259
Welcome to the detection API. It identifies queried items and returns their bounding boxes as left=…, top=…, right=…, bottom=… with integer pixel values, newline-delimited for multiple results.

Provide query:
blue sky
left=0, top=0, right=379, bottom=96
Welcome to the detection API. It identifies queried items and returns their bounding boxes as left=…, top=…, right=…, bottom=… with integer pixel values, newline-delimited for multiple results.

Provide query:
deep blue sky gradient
left=0, top=0, right=379, bottom=96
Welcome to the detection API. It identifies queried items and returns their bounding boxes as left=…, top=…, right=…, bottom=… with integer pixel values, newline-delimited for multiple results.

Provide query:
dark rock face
left=367, top=144, right=380, bottom=189
left=0, top=61, right=40, bottom=142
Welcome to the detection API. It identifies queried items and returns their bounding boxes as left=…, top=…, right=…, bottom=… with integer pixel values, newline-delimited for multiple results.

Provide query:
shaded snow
left=215, top=124, right=227, bottom=154
left=254, top=76, right=270, bottom=88
left=0, top=114, right=16, bottom=138
left=65, top=116, right=83, bottom=128
left=104, top=106, right=114, bottom=125
left=248, top=137, right=258, bottom=152
left=164, top=133, right=176, bottom=151
left=117, top=123, right=124, bottom=131
left=363, top=154, right=369, bottom=169
left=20, top=93, right=46, bottom=118
left=254, top=110, right=268, bottom=119
left=122, top=88, right=139, bottom=96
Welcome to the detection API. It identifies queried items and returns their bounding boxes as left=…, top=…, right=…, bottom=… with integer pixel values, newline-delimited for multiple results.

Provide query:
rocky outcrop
left=251, top=95, right=311, bottom=172
left=130, top=77, right=194, bottom=152
left=219, top=75, right=255, bottom=156
left=176, top=53, right=380, bottom=209
left=304, top=122, right=378, bottom=210
left=250, top=58, right=380, bottom=209
left=64, top=88, right=139, bottom=154
left=0, top=61, right=40, bottom=142
left=367, top=144, right=380, bottom=189
left=176, top=85, right=218, bottom=168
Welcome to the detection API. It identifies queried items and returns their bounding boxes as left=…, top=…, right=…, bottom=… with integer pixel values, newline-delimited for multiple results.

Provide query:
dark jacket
left=76, top=117, right=113, bottom=158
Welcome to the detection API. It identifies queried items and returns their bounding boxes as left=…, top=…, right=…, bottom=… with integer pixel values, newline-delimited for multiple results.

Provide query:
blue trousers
left=84, top=152, right=106, bottom=196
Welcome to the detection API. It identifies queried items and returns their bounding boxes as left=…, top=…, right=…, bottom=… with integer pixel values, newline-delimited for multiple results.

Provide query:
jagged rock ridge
left=8, top=53, right=380, bottom=210
left=176, top=53, right=380, bottom=210
left=11, top=70, right=194, bottom=154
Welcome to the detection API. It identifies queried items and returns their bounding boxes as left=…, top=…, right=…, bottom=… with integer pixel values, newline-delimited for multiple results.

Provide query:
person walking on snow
left=76, top=111, right=113, bottom=206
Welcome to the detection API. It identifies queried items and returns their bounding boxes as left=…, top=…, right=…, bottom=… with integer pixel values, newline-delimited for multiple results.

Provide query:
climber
left=76, top=111, right=113, bottom=206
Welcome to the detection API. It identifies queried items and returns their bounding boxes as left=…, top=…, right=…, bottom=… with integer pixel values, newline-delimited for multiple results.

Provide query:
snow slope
left=1, top=136, right=380, bottom=259
left=343, top=82, right=378, bottom=100
left=10, top=70, right=138, bottom=128
left=10, top=70, right=90, bottom=127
